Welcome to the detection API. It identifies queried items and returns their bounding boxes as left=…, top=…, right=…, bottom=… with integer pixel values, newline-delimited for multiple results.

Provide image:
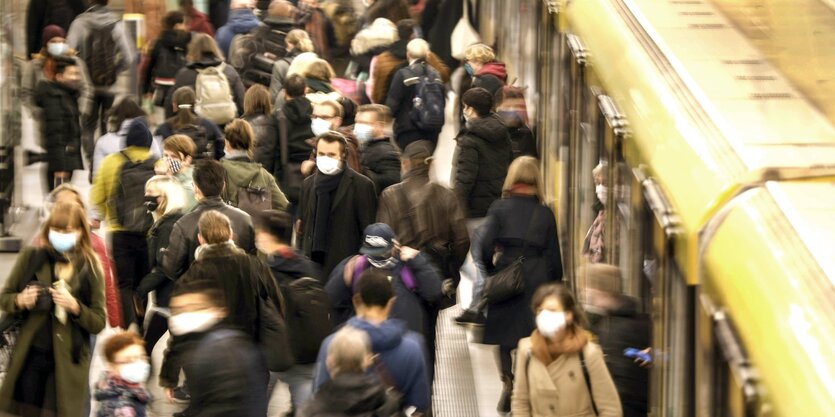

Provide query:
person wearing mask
left=165, top=278, right=269, bottom=416
left=385, top=38, right=447, bottom=150
left=92, top=97, right=149, bottom=180
left=67, top=0, right=137, bottom=170
left=512, top=284, right=622, bottom=417
left=215, top=0, right=261, bottom=59
left=34, top=56, right=84, bottom=191
left=298, top=131, right=377, bottom=278
left=164, top=33, right=246, bottom=121
left=156, top=86, right=226, bottom=160
left=142, top=11, right=192, bottom=111
left=92, top=119, right=157, bottom=328
left=136, top=176, right=189, bottom=354
left=582, top=264, right=651, bottom=417
left=313, top=268, right=431, bottom=415
left=583, top=162, right=607, bottom=263
left=220, top=119, right=290, bottom=211
left=299, top=326, right=401, bottom=417
left=0, top=202, right=106, bottom=417
left=180, top=0, right=216, bottom=36
left=301, top=100, right=363, bottom=176
left=162, top=159, right=256, bottom=280
left=158, top=134, right=199, bottom=211
left=26, top=0, right=87, bottom=58
left=94, top=332, right=150, bottom=416
left=270, top=29, right=316, bottom=102
left=474, top=157, right=563, bottom=412
left=463, top=43, right=507, bottom=99
left=242, top=84, right=280, bottom=174
left=280, top=74, right=315, bottom=209
left=377, top=139, right=469, bottom=300
left=354, top=104, right=401, bottom=195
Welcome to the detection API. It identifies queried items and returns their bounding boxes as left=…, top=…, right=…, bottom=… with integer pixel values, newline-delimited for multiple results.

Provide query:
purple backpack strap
left=400, top=265, right=417, bottom=291
left=351, top=255, right=369, bottom=293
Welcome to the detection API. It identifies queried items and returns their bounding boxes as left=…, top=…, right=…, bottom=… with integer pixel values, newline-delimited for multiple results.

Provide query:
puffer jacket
left=34, top=80, right=83, bottom=173
left=243, top=113, right=280, bottom=174
left=359, top=138, right=401, bottom=195
left=22, top=53, right=93, bottom=116
left=221, top=155, right=289, bottom=210
left=163, top=56, right=246, bottom=119
left=453, top=113, right=513, bottom=218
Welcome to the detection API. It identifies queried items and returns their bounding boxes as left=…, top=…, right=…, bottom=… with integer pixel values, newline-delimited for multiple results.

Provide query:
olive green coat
left=0, top=246, right=106, bottom=417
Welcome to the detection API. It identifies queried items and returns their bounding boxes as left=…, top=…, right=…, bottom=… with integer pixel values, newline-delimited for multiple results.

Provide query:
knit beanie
left=42, top=25, right=66, bottom=47
left=125, top=118, right=153, bottom=148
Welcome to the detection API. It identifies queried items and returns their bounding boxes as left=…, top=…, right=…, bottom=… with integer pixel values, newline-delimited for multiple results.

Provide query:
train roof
left=566, top=0, right=835, bottom=278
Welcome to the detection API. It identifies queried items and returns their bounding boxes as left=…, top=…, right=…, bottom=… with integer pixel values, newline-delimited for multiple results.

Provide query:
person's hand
left=89, top=218, right=101, bottom=230
left=15, top=286, right=40, bottom=310
left=50, top=286, right=80, bottom=315
left=399, top=246, right=419, bottom=262
left=301, top=160, right=316, bottom=176
left=635, top=347, right=652, bottom=368
left=165, top=388, right=175, bottom=403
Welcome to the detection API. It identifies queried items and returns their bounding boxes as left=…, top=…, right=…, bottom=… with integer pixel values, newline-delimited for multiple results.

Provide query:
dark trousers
left=112, top=231, right=150, bottom=328
left=82, top=91, right=115, bottom=170
left=15, top=349, right=57, bottom=417
left=143, top=310, right=169, bottom=357
left=499, top=345, right=514, bottom=378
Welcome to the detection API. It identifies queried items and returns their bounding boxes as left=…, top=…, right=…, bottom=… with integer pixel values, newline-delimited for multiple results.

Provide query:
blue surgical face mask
left=353, top=123, right=374, bottom=143
left=464, top=62, right=475, bottom=76
left=47, top=42, right=68, bottom=57
left=48, top=230, right=78, bottom=253
left=311, top=118, right=332, bottom=137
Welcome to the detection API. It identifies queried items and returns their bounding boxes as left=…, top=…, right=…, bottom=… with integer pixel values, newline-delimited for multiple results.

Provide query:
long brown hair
left=41, top=201, right=102, bottom=276
left=169, top=86, right=199, bottom=130
left=243, top=84, right=272, bottom=117
left=186, top=33, right=224, bottom=63
left=224, top=119, right=255, bottom=155
left=531, top=283, right=588, bottom=332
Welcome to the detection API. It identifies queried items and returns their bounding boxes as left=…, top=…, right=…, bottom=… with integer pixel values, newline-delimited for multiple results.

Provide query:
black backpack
left=113, top=152, right=155, bottom=232
left=284, top=277, right=332, bottom=364
left=153, top=44, right=187, bottom=80
left=84, top=22, right=120, bottom=87
left=233, top=27, right=288, bottom=87
left=173, top=123, right=212, bottom=159
left=407, top=63, right=445, bottom=132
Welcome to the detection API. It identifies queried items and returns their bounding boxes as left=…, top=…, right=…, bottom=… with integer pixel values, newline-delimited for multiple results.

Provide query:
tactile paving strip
left=433, top=305, right=481, bottom=417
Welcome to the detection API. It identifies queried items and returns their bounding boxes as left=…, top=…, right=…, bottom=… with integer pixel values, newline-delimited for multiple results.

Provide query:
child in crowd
left=94, top=332, right=150, bottom=417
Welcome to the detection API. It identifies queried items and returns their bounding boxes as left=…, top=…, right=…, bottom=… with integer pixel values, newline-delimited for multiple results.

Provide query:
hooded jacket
left=163, top=56, right=246, bottom=119
left=92, top=118, right=134, bottom=179
left=473, top=61, right=508, bottom=98
left=143, top=28, right=191, bottom=94
left=34, top=79, right=84, bottom=173
left=66, top=4, right=137, bottom=93
left=299, top=373, right=403, bottom=417
left=283, top=96, right=316, bottom=164
left=453, top=113, right=513, bottom=218
left=313, top=317, right=431, bottom=412
left=185, top=6, right=215, bottom=36
left=216, top=8, right=262, bottom=59
left=221, top=155, right=290, bottom=211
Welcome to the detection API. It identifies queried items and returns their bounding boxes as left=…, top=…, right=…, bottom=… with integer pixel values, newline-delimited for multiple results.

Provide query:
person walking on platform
left=298, top=131, right=377, bottom=278
left=158, top=134, right=199, bottom=211
left=354, top=104, right=402, bottom=195
left=242, top=84, right=281, bottom=175
left=142, top=11, right=192, bottom=113
left=270, top=29, right=316, bottom=102
left=179, top=0, right=216, bottom=36
left=313, top=269, right=432, bottom=415
left=67, top=0, right=137, bottom=170
left=512, top=284, right=622, bottom=417
left=92, top=97, right=149, bottom=180
left=463, top=43, right=507, bottom=99
left=162, top=159, right=256, bottom=280
left=156, top=86, right=226, bottom=161
left=215, top=0, right=261, bottom=59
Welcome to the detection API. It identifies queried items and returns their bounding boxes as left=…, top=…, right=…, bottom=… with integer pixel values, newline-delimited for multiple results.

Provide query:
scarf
left=530, top=328, right=590, bottom=365
left=312, top=170, right=344, bottom=254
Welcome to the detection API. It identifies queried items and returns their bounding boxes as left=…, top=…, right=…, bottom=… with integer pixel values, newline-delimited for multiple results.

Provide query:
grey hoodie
left=66, top=5, right=136, bottom=93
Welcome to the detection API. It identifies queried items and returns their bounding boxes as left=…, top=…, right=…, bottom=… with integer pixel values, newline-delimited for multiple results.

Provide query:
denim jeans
left=268, top=364, right=315, bottom=410
left=464, top=218, right=488, bottom=312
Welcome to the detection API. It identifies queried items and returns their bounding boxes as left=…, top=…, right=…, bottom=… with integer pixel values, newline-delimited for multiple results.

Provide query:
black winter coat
left=453, top=114, right=513, bottom=218
left=163, top=57, right=246, bottom=119
left=243, top=113, right=279, bottom=174
left=142, top=29, right=191, bottom=94
left=360, top=138, right=402, bottom=196
left=299, top=169, right=377, bottom=278
left=282, top=96, right=315, bottom=163
left=385, top=61, right=444, bottom=150
left=35, top=80, right=83, bottom=173
left=162, top=197, right=256, bottom=280
left=154, top=117, right=226, bottom=160
left=480, top=196, right=562, bottom=348
left=589, top=296, right=651, bottom=417
left=298, top=373, right=403, bottom=417
left=137, top=211, right=184, bottom=308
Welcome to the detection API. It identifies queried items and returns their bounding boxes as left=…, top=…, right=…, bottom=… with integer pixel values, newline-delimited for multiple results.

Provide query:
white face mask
left=168, top=311, right=222, bottom=336
left=317, top=155, right=343, bottom=175
left=596, top=184, right=608, bottom=205
left=536, top=310, right=567, bottom=339
left=47, top=42, right=68, bottom=57
left=119, top=360, right=151, bottom=384
left=311, top=118, right=332, bottom=137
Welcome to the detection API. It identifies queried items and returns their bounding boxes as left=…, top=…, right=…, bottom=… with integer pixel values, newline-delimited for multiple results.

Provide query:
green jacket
left=0, top=247, right=106, bottom=417
left=222, top=157, right=289, bottom=210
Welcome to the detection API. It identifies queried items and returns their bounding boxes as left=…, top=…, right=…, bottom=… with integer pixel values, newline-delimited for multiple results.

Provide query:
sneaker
left=454, top=309, right=486, bottom=326
left=171, top=386, right=191, bottom=404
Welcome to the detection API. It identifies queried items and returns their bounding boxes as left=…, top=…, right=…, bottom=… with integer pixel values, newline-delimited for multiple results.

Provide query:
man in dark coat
left=584, top=264, right=651, bottom=417
left=299, top=132, right=378, bottom=279
left=162, top=159, right=256, bottom=280
left=354, top=104, right=402, bottom=195
left=34, top=56, right=84, bottom=191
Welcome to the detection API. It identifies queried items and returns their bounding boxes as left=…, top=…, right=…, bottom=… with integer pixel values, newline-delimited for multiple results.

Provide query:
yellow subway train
left=475, top=0, right=835, bottom=416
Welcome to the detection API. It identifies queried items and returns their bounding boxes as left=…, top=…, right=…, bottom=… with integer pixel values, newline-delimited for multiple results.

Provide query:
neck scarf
left=312, top=170, right=344, bottom=254
left=530, top=328, right=589, bottom=365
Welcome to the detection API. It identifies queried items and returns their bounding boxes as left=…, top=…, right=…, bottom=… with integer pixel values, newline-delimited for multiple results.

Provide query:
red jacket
left=187, top=7, right=215, bottom=36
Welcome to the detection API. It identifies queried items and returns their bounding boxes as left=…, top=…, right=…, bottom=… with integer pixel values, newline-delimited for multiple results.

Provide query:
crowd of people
left=4, top=0, right=650, bottom=416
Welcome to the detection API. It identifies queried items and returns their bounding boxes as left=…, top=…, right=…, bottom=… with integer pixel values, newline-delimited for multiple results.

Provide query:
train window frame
left=564, top=32, right=587, bottom=289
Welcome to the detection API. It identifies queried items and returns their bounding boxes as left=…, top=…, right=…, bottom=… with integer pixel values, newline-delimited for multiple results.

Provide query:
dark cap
left=402, top=140, right=434, bottom=162
left=42, top=25, right=66, bottom=47
left=125, top=118, right=153, bottom=149
left=360, top=223, right=396, bottom=256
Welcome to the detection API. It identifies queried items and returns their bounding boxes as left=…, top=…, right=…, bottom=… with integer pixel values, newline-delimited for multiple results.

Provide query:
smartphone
left=624, top=347, right=652, bottom=363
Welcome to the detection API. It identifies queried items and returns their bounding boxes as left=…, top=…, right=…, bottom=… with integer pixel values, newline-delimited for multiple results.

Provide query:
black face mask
left=145, top=195, right=160, bottom=212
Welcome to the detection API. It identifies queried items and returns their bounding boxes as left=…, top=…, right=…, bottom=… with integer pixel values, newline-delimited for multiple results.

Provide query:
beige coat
left=512, top=337, right=622, bottom=417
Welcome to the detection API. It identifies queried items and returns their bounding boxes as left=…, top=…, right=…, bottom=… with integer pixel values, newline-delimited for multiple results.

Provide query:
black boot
left=497, top=375, right=513, bottom=413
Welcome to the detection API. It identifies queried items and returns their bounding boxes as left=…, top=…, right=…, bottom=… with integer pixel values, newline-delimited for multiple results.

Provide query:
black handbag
left=483, top=207, right=541, bottom=304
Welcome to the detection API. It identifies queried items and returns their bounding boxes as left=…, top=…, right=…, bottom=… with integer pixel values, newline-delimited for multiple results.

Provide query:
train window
left=663, top=262, right=695, bottom=417
left=710, top=309, right=762, bottom=417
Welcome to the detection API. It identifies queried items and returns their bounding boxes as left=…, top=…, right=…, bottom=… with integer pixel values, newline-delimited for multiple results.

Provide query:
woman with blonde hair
left=474, top=156, right=563, bottom=412
left=163, top=33, right=246, bottom=121
left=0, top=201, right=106, bottom=417
left=136, top=175, right=188, bottom=353
left=512, top=284, right=621, bottom=417
left=270, top=29, right=316, bottom=100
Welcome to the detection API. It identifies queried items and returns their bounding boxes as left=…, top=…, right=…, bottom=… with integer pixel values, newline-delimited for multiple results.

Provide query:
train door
left=563, top=32, right=588, bottom=289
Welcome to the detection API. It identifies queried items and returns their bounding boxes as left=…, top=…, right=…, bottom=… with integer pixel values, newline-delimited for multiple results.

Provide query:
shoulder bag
left=483, top=206, right=540, bottom=304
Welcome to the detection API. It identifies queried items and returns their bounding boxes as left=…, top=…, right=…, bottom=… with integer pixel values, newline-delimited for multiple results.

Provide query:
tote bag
left=451, top=0, right=481, bottom=60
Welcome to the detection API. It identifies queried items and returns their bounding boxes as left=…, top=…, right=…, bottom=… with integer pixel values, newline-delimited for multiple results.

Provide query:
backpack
left=285, top=277, right=332, bottom=364
left=406, top=63, right=445, bottom=132
left=173, top=123, right=212, bottom=159
left=231, top=27, right=288, bottom=87
left=351, top=255, right=417, bottom=292
left=194, top=63, right=237, bottom=125
left=85, top=22, right=120, bottom=87
left=113, top=152, right=156, bottom=232
left=254, top=263, right=294, bottom=372
left=234, top=169, right=272, bottom=217
left=153, top=43, right=187, bottom=81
